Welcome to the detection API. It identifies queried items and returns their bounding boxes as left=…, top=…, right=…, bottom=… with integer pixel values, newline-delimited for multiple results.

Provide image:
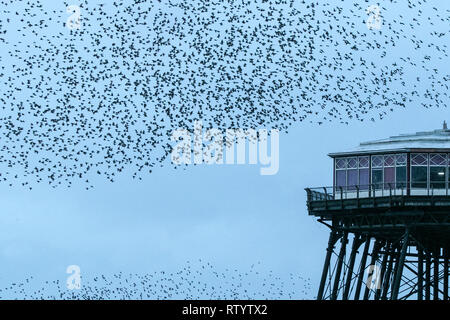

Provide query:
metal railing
left=305, top=183, right=450, bottom=202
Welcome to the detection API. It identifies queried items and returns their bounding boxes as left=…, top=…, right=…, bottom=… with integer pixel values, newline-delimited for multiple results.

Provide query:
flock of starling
left=0, top=0, right=448, bottom=188
left=0, top=262, right=312, bottom=299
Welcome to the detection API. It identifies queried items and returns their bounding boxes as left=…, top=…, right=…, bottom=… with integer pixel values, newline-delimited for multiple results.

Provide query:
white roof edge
left=328, top=147, right=450, bottom=158
left=329, top=127, right=450, bottom=158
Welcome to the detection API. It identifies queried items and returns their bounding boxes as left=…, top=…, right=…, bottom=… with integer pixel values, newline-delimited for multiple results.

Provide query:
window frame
left=429, top=153, right=447, bottom=190
left=410, top=153, right=429, bottom=190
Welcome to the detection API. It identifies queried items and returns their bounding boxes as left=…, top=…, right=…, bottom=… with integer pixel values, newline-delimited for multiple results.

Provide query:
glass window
left=396, top=166, right=407, bottom=188
left=359, top=168, right=369, bottom=190
left=384, top=167, right=395, bottom=189
left=448, top=153, right=450, bottom=187
left=430, top=167, right=446, bottom=189
left=372, top=155, right=383, bottom=168
left=372, top=169, right=383, bottom=189
left=335, top=154, right=409, bottom=192
left=411, top=153, right=428, bottom=189
left=336, top=170, right=346, bottom=188
left=411, top=166, right=427, bottom=188
left=396, top=154, right=407, bottom=165
left=430, top=154, right=447, bottom=166
left=359, top=156, right=369, bottom=168
left=347, top=157, right=358, bottom=169
left=429, top=154, right=447, bottom=190
left=411, top=153, right=428, bottom=166
left=384, top=155, right=395, bottom=167
left=347, top=169, right=358, bottom=190
left=336, top=158, right=346, bottom=169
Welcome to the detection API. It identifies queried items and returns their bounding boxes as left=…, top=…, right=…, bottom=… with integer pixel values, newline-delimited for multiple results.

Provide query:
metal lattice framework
left=305, top=188, right=450, bottom=300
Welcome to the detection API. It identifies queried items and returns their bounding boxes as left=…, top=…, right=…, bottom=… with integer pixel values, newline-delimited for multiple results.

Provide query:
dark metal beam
left=342, top=234, right=362, bottom=300
left=331, top=232, right=348, bottom=300
left=307, top=188, right=450, bottom=300
left=444, top=248, right=449, bottom=301
left=375, top=242, right=390, bottom=300
left=418, top=247, right=423, bottom=300
left=425, top=250, right=431, bottom=300
left=381, top=245, right=396, bottom=300
left=317, top=230, right=340, bottom=300
left=354, top=236, right=371, bottom=300
left=391, top=229, right=410, bottom=300
left=434, top=247, right=440, bottom=300
left=364, top=240, right=382, bottom=300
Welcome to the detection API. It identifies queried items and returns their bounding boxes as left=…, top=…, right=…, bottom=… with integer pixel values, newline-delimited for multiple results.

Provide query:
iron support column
left=426, top=250, right=431, bottom=300
left=342, top=235, right=362, bottom=300
left=364, top=240, right=382, bottom=300
left=434, top=247, right=440, bottom=300
left=381, top=245, right=396, bottom=300
left=391, top=229, right=409, bottom=300
left=375, top=242, right=390, bottom=300
left=354, top=236, right=371, bottom=300
left=317, top=230, right=340, bottom=300
left=331, top=232, right=348, bottom=300
left=418, top=246, right=423, bottom=300
left=444, top=248, right=449, bottom=301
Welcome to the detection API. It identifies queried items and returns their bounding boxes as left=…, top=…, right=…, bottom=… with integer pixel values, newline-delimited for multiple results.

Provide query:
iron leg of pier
left=444, top=248, right=449, bottom=301
left=418, top=246, right=423, bottom=300
left=364, top=240, right=382, bottom=300
left=434, top=247, right=440, bottom=300
left=375, top=242, right=390, bottom=300
left=342, top=235, right=362, bottom=300
left=391, top=229, right=409, bottom=300
left=425, top=250, right=431, bottom=300
left=381, top=245, right=396, bottom=300
left=317, top=230, right=340, bottom=300
left=331, top=232, right=348, bottom=300
left=354, top=236, right=371, bottom=300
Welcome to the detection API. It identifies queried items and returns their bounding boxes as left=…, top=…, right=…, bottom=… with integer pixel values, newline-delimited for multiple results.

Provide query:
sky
left=0, top=104, right=446, bottom=298
left=0, top=0, right=449, bottom=299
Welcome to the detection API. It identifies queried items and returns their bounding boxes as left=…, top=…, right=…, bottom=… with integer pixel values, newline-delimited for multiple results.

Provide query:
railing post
left=371, top=184, right=376, bottom=206
left=388, top=183, right=392, bottom=206
left=305, top=188, right=311, bottom=211
left=356, top=185, right=360, bottom=208
left=323, top=187, right=328, bottom=209
left=431, top=186, right=435, bottom=206
left=305, top=188, right=311, bottom=201
left=418, top=246, right=423, bottom=300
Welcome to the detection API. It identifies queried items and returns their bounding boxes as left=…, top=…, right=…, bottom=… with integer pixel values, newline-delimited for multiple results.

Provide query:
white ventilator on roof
left=329, top=123, right=450, bottom=157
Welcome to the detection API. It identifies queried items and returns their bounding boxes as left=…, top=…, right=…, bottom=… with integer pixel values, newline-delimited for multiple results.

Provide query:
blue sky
left=0, top=0, right=449, bottom=299
left=0, top=105, right=446, bottom=298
